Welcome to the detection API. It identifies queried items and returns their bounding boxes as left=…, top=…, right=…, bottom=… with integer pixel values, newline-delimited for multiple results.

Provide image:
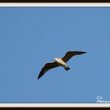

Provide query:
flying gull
left=38, top=51, right=86, bottom=79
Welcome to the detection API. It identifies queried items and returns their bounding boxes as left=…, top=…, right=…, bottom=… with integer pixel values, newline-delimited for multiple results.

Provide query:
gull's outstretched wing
left=38, top=62, right=59, bottom=79
left=62, top=51, right=86, bottom=62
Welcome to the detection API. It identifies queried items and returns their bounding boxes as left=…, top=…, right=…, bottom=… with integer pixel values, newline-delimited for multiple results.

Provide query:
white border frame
left=0, top=3, right=110, bottom=7
left=0, top=3, right=110, bottom=108
left=0, top=103, right=110, bottom=108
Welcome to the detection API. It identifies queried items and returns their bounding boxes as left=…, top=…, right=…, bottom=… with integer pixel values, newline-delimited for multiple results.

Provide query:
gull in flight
left=38, top=51, right=86, bottom=79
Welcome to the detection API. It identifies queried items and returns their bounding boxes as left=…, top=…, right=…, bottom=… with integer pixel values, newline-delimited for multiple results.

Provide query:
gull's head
left=53, top=58, right=57, bottom=61
left=53, top=58, right=59, bottom=62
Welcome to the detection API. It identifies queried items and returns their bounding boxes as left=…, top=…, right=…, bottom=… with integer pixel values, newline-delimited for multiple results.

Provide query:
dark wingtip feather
left=80, top=51, right=87, bottom=54
left=74, top=51, right=87, bottom=55
left=38, top=75, right=41, bottom=80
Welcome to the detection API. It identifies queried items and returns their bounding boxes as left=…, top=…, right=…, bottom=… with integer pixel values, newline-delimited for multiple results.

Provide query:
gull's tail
left=64, top=66, right=70, bottom=71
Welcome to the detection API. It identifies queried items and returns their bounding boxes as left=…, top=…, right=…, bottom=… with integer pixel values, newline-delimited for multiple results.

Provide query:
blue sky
left=0, top=7, right=110, bottom=103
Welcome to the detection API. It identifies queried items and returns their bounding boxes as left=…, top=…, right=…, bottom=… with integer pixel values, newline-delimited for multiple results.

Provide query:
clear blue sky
left=0, top=7, right=110, bottom=103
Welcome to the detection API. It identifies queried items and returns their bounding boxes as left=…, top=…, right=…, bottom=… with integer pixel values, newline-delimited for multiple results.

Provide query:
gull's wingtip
left=37, top=75, right=41, bottom=80
left=83, top=52, right=87, bottom=54
left=73, top=51, right=87, bottom=55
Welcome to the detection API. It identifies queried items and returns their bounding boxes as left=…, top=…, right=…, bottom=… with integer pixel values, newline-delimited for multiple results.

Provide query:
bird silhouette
left=38, top=51, right=86, bottom=79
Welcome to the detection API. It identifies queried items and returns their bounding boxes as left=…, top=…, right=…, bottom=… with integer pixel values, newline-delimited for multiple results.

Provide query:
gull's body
left=38, top=51, right=86, bottom=79
left=53, top=58, right=70, bottom=70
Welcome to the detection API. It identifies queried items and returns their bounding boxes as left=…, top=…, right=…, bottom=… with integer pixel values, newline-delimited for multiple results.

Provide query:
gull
left=38, top=51, right=86, bottom=79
